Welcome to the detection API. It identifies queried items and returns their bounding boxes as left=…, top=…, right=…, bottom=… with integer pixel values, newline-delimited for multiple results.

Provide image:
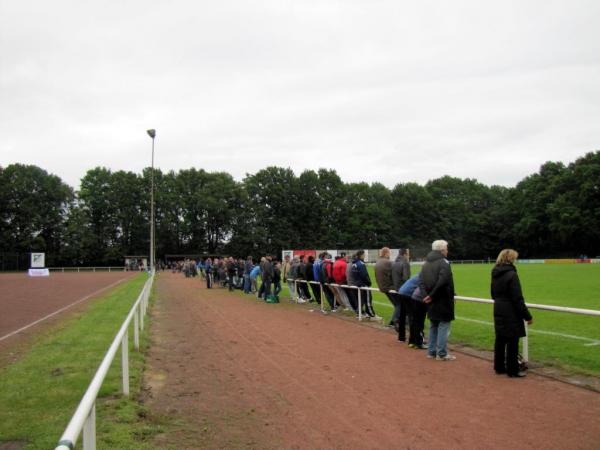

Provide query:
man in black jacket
left=420, top=240, right=456, bottom=361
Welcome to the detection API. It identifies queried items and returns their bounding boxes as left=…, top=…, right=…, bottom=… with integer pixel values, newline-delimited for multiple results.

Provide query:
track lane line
left=0, top=277, right=130, bottom=342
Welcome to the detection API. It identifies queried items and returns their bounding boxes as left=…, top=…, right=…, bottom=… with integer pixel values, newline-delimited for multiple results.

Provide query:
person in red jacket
left=332, top=253, right=352, bottom=310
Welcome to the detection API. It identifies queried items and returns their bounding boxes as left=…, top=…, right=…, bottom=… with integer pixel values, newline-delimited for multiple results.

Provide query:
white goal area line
left=371, top=300, right=600, bottom=347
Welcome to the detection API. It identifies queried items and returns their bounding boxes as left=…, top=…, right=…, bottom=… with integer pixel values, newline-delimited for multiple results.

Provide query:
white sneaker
left=436, top=354, right=456, bottom=361
left=370, top=315, right=383, bottom=321
left=297, top=298, right=307, bottom=304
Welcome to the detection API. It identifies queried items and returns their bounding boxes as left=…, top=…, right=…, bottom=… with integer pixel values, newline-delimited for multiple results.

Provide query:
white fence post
left=358, top=288, right=362, bottom=321
left=82, top=403, right=96, bottom=450
left=294, top=280, right=298, bottom=303
left=320, top=283, right=324, bottom=313
left=522, top=321, right=529, bottom=363
left=121, top=330, right=129, bottom=396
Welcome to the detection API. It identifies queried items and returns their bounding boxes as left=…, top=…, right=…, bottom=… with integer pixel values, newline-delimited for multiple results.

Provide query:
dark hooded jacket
left=491, top=264, right=532, bottom=338
left=420, top=250, right=455, bottom=321
left=391, top=255, right=411, bottom=291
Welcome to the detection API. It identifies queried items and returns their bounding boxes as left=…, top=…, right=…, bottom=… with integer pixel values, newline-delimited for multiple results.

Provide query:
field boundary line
left=0, top=277, right=129, bottom=342
left=370, top=300, right=600, bottom=346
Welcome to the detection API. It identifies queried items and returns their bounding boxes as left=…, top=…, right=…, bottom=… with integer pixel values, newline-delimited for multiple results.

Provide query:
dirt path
left=145, top=273, right=600, bottom=449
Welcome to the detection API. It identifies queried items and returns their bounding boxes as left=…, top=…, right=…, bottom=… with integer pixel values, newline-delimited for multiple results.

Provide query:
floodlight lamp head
left=147, top=129, right=156, bottom=139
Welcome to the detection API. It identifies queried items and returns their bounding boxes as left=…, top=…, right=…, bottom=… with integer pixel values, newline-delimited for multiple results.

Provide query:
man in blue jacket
left=351, top=250, right=377, bottom=318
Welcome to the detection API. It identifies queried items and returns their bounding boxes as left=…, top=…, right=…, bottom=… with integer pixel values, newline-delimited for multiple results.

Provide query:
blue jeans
left=243, top=275, right=251, bottom=293
left=428, top=320, right=451, bottom=357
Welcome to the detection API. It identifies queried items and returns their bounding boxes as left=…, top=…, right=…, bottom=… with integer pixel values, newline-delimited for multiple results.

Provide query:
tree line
left=1, top=151, right=598, bottom=266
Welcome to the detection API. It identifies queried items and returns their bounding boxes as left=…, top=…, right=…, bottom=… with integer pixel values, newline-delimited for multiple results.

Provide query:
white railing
left=48, top=267, right=128, bottom=273
left=55, top=272, right=154, bottom=450
left=288, top=279, right=600, bottom=363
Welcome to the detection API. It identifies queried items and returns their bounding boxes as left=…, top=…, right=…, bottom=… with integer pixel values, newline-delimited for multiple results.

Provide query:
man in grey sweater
left=392, top=248, right=413, bottom=342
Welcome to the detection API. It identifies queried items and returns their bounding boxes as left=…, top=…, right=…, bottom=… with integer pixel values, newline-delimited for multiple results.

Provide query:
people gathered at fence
left=168, top=239, right=536, bottom=378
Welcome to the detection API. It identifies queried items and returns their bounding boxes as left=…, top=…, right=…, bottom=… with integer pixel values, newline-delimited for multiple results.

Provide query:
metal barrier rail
left=48, top=267, right=127, bottom=273
left=55, top=272, right=154, bottom=450
left=288, top=278, right=600, bottom=363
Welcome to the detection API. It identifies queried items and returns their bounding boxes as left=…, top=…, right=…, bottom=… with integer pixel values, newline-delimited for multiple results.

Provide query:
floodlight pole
left=147, top=129, right=156, bottom=273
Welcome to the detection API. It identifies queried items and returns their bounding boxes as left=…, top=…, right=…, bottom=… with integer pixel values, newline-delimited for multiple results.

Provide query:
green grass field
left=0, top=273, right=167, bottom=450
left=279, top=263, right=600, bottom=376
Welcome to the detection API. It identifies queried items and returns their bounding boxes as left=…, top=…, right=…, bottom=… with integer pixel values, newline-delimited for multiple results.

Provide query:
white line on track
left=371, top=300, right=600, bottom=346
left=0, top=277, right=129, bottom=342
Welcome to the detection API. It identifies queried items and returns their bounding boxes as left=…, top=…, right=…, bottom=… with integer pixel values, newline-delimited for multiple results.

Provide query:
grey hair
left=432, top=240, right=448, bottom=251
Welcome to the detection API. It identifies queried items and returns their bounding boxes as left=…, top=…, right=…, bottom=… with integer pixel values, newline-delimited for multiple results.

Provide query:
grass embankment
left=274, top=264, right=600, bottom=376
left=0, top=273, right=166, bottom=450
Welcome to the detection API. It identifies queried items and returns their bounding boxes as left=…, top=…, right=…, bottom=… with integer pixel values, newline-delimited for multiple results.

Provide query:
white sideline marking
left=0, top=277, right=128, bottom=342
left=371, top=300, right=600, bottom=346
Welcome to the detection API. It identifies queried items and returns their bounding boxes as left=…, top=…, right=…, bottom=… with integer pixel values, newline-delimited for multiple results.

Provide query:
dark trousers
left=274, top=281, right=282, bottom=297
left=495, top=335, right=520, bottom=375
left=397, top=294, right=413, bottom=341
left=345, top=287, right=358, bottom=312
left=301, top=282, right=311, bottom=300
left=206, top=273, right=213, bottom=289
left=228, top=273, right=235, bottom=291
left=322, top=283, right=335, bottom=309
left=410, top=300, right=427, bottom=345
left=358, top=289, right=376, bottom=316
left=309, top=281, right=321, bottom=303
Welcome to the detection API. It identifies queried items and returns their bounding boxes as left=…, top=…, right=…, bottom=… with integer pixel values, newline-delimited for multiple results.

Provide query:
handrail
left=55, top=272, right=154, bottom=450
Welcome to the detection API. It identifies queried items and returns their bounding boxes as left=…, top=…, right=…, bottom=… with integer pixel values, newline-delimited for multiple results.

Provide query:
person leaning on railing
left=491, top=249, right=533, bottom=378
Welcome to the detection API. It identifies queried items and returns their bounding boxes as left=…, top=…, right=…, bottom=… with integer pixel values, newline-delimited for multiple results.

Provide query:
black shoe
left=495, top=370, right=506, bottom=375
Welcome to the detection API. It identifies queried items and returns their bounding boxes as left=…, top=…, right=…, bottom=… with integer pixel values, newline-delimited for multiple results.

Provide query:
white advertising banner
left=28, top=268, right=50, bottom=277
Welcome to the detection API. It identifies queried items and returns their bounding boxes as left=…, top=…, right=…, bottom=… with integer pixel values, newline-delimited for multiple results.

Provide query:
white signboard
left=28, top=268, right=50, bottom=277
left=31, top=252, right=45, bottom=268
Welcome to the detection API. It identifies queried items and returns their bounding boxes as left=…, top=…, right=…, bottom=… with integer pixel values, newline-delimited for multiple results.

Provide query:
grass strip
left=0, top=273, right=167, bottom=450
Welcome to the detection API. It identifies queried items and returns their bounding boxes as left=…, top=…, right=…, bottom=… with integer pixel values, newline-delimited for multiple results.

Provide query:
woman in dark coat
left=491, top=249, right=533, bottom=377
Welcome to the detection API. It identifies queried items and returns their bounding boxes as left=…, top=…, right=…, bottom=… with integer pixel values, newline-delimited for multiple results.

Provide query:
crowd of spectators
left=169, top=239, right=532, bottom=377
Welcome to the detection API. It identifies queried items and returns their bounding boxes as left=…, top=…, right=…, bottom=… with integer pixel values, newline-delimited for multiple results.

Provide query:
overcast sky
left=1, top=0, right=599, bottom=190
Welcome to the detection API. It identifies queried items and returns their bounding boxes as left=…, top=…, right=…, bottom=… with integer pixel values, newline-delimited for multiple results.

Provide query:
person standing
left=374, top=247, right=402, bottom=332
left=227, top=256, right=236, bottom=291
left=205, top=258, right=213, bottom=289
left=399, top=274, right=427, bottom=349
left=261, top=255, right=274, bottom=300
left=243, top=256, right=253, bottom=294
left=391, top=248, right=412, bottom=341
left=273, top=261, right=282, bottom=300
left=491, top=249, right=533, bottom=377
left=282, top=254, right=293, bottom=299
left=351, top=250, right=377, bottom=318
left=345, top=253, right=359, bottom=312
left=333, top=253, right=353, bottom=311
left=306, top=255, right=321, bottom=304
left=420, top=240, right=456, bottom=361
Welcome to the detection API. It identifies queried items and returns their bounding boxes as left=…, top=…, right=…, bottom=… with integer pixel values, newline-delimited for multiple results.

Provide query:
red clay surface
left=0, top=272, right=137, bottom=359
left=146, top=273, right=600, bottom=449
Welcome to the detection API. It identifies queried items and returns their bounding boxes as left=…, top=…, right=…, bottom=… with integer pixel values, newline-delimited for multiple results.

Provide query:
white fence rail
left=55, top=272, right=154, bottom=450
left=289, top=279, right=600, bottom=364
left=48, top=267, right=128, bottom=273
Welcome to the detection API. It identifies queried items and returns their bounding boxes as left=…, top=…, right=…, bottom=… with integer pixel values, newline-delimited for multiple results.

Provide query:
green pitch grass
left=0, top=274, right=168, bottom=450
left=279, top=263, right=600, bottom=376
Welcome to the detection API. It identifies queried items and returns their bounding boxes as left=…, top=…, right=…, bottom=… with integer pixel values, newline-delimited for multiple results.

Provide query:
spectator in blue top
left=249, top=264, right=261, bottom=294
left=351, top=250, right=377, bottom=318
left=399, top=274, right=427, bottom=349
